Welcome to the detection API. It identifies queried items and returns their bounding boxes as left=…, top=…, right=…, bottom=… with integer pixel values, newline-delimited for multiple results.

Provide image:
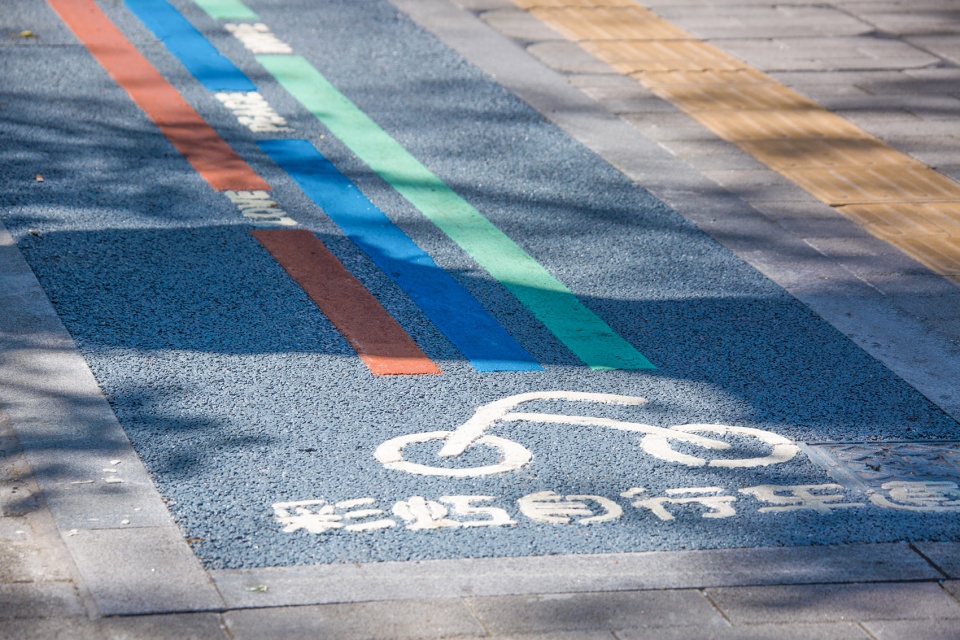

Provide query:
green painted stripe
left=192, top=0, right=257, bottom=20
left=257, top=55, right=654, bottom=370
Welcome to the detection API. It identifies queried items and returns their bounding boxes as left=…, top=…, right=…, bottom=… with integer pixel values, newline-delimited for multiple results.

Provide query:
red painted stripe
left=47, top=0, right=269, bottom=192
left=252, top=230, right=441, bottom=376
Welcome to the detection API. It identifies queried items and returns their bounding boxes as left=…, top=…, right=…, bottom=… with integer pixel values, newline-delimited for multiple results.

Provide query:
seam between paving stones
left=909, top=541, right=953, bottom=580
left=699, top=587, right=735, bottom=628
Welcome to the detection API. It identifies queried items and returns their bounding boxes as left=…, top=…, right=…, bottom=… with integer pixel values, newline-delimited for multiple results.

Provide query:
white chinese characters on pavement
left=518, top=491, right=623, bottom=524
left=622, top=487, right=736, bottom=521
left=393, top=496, right=516, bottom=530
left=273, top=498, right=395, bottom=534
left=739, top=484, right=864, bottom=514
left=272, top=483, right=899, bottom=536
left=869, top=481, right=960, bottom=511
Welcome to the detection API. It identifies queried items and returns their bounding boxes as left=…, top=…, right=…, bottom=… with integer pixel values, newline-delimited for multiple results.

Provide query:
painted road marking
left=251, top=229, right=441, bottom=376
left=273, top=480, right=960, bottom=536
left=375, top=391, right=800, bottom=477
left=215, top=92, right=293, bottom=133
left=193, top=0, right=257, bottom=20
left=514, top=0, right=960, bottom=286
left=225, top=22, right=292, bottom=54
left=47, top=0, right=268, bottom=192
left=224, top=190, right=297, bottom=225
left=257, top=54, right=655, bottom=371
left=126, top=0, right=256, bottom=92
left=259, top=140, right=542, bottom=373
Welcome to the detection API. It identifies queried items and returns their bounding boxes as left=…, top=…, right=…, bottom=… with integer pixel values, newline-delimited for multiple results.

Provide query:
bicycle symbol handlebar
left=374, top=391, right=799, bottom=477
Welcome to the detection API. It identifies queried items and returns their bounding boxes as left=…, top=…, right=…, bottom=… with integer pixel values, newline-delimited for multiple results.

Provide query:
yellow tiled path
left=512, top=0, right=960, bottom=284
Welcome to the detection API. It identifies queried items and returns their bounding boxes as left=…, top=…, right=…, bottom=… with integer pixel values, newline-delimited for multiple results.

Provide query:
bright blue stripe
left=126, top=0, right=256, bottom=92
left=260, top=139, right=543, bottom=373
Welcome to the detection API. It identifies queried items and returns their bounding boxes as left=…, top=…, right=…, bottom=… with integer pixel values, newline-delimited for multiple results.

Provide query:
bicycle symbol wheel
left=374, top=430, right=532, bottom=478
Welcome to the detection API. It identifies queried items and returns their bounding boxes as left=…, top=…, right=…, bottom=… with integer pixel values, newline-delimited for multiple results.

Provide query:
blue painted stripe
left=126, top=0, right=256, bottom=92
left=260, top=139, right=543, bottom=373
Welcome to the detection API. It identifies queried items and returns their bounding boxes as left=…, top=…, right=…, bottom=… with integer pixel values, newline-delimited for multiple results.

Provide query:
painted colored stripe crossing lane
left=126, top=0, right=257, bottom=92
left=251, top=229, right=441, bottom=376
left=257, top=55, right=655, bottom=371
left=259, top=140, right=543, bottom=373
left=46, top=0, right=268, bottom=192
left=192, top=0, right=257, bottom=20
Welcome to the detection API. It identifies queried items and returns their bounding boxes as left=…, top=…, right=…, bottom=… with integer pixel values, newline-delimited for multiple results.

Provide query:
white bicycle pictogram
left=374, top=391, right=799, bottom=477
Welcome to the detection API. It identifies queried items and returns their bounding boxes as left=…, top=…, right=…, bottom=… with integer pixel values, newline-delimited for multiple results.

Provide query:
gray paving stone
left=748, top=200, right=870, bottom=239
left=450, top=0, right=513, bottom=10
left=860, top=272, right=960, bottom=300
left=841, top=0, right=960, bottom=10
left=702, top=169, right=815, bottom=203
left=493, top=632, right=615, bottom=640
left=0, top=515, right=75, bottom=583
left=914, top=542, right=960, bottom=579
left=95, top=613, right=230, bottom=640
left=706, top=582, right=960, bottom=624
left=0, top=614, right=229, bottom=640
left=801, top=236, right=937, bottom=277
left=863, top=618, right=960, bottom=640
left=943, top=580, right=960, bottom=599
left=467, top=590, right=725, bottom=635
left=620, top=112, right=717, bottom=143
left=0, top=582, right=85, bottom=619
left=656, top=5, right=873, bottom=39
left=770, top=70, right=909, bottom=87
left=936, top=164, right=960, bottom=182
left=62, top=527, right=223, bottom=616
left=841, top=116, right=960, bottom=140
left=480, top=9, right=562, bottom=43
left=224, top=600, right=485, bottom=640
left=0, top=618, right=103, bottom=640
left=883, top=136, right=960, bottom=168
left=903, top=67, right=960, bottom=89
left=617, top=622, right=871, bottom=639
left=656, top=136, right=771, bottom=173
left=526, top=41, right=616, bottom=75
left=785, top=85, right=876, bottom=103
left=907, top=35, right=960, bottom=65
left=824, top=94, right=960, bottom=119
left=216, top=544, right=941, bottom=609
left=852, top=9, right=960, bottom=37
left=575, top=84, right=678, bottom=115
left=719, top=37, right=939, bottom=71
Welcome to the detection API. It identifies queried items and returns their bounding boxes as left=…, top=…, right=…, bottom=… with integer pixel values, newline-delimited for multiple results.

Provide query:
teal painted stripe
left=257, top=55, right=654, bottom=370
left=192, top=0, right=257, bottom=20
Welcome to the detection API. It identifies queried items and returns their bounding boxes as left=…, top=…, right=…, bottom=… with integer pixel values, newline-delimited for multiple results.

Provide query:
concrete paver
left=705, top=582, right=960, bottom=624
left=223, top=600, right=486, bottom=640
left=863, top=618, right=960, bottom=640
left=465, top=591, right=726, bottom=634
left=4, top=0, right=960, bottom=636
left=616, top=622, right=872, bottom=639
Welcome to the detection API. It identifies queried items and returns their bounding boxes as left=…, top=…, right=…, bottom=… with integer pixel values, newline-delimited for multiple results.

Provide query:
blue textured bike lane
left=1, top=0, right=958, bottom=570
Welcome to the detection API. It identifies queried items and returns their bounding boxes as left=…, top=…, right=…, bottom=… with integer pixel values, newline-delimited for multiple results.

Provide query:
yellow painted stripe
left=516, top=0, right=960, bottom=284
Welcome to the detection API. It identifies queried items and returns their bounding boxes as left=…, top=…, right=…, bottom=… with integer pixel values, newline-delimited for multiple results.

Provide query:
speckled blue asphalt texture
left=2, top=0, right=958, bottom=569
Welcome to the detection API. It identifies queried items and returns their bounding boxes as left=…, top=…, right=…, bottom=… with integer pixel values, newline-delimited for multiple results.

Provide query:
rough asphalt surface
left=2, top=0, right=959, bottom=574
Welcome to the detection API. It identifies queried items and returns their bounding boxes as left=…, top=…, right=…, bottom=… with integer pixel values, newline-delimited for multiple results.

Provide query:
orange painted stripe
left=47, top=0, right=268, bottom=192
left=251, top=230, right=441, bottom=376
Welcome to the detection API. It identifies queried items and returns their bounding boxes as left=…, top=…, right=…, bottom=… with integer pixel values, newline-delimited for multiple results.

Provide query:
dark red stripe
left=252, top=230, right=441, bottom=376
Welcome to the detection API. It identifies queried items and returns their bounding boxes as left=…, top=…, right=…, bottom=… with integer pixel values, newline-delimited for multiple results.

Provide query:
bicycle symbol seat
left=374, top=391, right=799, bottom=477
